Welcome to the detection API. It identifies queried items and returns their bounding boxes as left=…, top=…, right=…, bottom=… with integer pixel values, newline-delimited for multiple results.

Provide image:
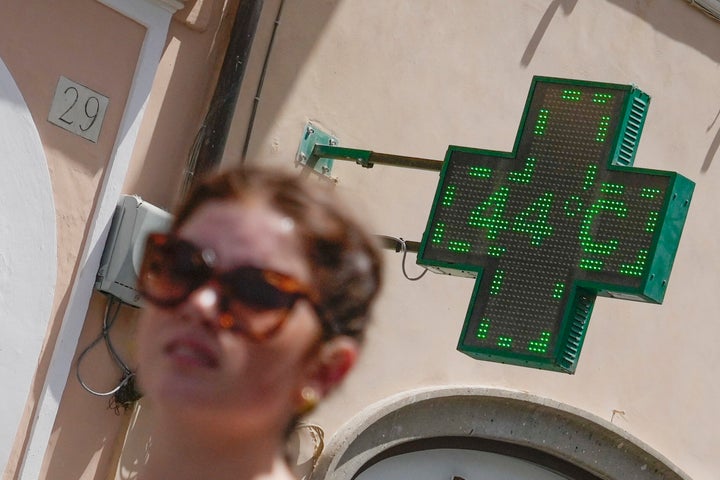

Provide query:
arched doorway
left=313, top=387, right=690, bottom=480
left=355, top=446, right=574, bottom=480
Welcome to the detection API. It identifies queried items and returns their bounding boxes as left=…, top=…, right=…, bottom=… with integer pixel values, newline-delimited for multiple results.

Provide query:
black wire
left=104, top=298, right=132, bottom=376
left=76, top=296, right=135, bottom=397
left=385, top=236, right=428, bottom=281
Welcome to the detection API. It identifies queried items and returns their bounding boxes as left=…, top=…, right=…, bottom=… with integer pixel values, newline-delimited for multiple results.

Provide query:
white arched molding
left=19, top=1, right=184, bottom=478
left=0, top=57, right=57, bottom=475
left=313, top=387, right=691, bottom=480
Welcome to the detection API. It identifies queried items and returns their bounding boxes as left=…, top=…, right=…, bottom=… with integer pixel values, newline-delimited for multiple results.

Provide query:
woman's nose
left=184, top=283, right=223, bottom=327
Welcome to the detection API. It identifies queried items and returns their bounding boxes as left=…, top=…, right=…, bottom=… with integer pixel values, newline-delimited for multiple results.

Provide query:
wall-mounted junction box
left=95, top=195, right=172, bottom=307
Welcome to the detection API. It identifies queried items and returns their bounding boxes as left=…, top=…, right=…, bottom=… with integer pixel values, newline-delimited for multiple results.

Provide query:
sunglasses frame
left=138, top=232, right=323, bottom=341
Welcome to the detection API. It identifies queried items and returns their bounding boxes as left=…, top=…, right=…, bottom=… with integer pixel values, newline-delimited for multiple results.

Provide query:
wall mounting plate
left=295, top=122, right=337, bottom=178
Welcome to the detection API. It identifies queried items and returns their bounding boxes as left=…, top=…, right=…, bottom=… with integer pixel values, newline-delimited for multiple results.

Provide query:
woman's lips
left=165, top=337, right=219, bottom=368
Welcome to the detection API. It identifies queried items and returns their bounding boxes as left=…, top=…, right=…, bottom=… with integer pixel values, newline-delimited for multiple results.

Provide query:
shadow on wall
left=128, top=0, right=343, bottom=210
left=42, top=292, right=140, bottom=480
left=128, top=0, right=720, bottom=209
left=125, top=0, right=238, bottom=210
left=608, top=0, right=720, bottom=63
left=241, top=0, right=720, bottom=180
left=522, top=0, right=720, bottom=73
left=522, top=0, right=720, bottom=175
left=228, top=0, right=344, bottom=171
left=521, top=0, right=579, bottom=66
left=702, top=107, right=720, bottom=172
left=607, top=0, right=720, bottom=174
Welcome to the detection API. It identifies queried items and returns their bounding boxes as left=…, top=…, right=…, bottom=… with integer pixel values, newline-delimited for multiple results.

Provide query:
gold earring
left=298, top=386, right=319, bottom=415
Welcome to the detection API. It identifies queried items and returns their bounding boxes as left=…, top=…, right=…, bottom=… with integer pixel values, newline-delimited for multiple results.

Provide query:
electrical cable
left=180, top=123, right=206, bottom=199
left=102, top=298, right=132, bottom=377
left=386, top=236, right=428, bottom=281
left=76, top=296, right=135, bottom=397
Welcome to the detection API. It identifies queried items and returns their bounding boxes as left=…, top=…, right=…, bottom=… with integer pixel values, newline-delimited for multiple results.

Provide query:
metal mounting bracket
left=295, top=122, right=338, bottom=179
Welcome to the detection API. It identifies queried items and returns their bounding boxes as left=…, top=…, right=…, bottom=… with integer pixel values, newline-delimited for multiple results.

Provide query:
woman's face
left=136, top=198, right=323, bottom=432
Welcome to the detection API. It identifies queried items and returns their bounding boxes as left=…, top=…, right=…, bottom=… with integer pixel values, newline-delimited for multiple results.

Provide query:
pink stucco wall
left=1, top=1, right=235, bottom=478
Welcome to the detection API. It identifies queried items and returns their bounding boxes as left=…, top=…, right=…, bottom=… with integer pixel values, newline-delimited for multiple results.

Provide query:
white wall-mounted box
left=95, top=195, right=172, bottom=307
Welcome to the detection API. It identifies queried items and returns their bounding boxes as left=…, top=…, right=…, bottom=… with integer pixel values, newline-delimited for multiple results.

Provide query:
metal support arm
left=311, top=144, right=443, bottom=172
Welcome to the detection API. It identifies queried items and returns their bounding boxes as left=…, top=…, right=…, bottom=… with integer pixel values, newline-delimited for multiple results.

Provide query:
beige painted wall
left=4, top=0, right=718, bottom=479
left=223, top=1, right=718, bottom=479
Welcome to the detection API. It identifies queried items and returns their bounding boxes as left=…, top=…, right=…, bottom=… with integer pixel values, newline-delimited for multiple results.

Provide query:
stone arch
left=313, top=386, right=690, bottom=480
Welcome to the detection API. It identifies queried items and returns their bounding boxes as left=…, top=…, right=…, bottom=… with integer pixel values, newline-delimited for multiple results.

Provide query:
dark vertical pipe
left=185, top=0, right=264, bottom=193
left=241, top=0, right=285, bottom=162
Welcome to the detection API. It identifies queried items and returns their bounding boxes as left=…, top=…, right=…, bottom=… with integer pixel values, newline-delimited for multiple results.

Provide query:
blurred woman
left=134, top=166, right=383, bottom=480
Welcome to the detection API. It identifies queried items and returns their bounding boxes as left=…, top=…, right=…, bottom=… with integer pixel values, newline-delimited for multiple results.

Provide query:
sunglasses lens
left=219, top=268, right=308, bottom=340
left=221, top=268, right=299, bottom=311
left=139, top=234, right=206, bottom=306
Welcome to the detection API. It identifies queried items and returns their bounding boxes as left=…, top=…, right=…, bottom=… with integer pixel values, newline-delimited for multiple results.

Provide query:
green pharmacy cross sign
left=417, top=77, right=694, bottom=373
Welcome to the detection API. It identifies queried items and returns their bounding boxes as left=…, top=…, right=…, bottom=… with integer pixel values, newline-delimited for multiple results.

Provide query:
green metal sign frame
left=417, top=76, right=694, bottom=373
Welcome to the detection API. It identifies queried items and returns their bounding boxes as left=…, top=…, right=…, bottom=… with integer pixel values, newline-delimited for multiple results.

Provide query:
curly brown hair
left=173, top=167, right=383, bottom=342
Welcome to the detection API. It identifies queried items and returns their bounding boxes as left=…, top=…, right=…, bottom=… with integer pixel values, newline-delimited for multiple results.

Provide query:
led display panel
left=418, top=77, right=694, bottom=373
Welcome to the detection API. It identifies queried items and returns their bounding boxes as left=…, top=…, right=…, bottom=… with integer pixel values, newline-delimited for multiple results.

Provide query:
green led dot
left=508, top=157, right=537, bottom=184
left=528, top=331, right=551, bottom=353
left=448, top=240, right=471, bottom=253
left=596, top=115, right=610, bottom=142
left=579, top=198, right=627, bottom=255
left=477, top=318, right=490, bottom=339
left=593, top=92, right=613, bottom=104
left=646, top=211, right=659, bottom=233
left=432, top=222, right=445, bottom=244
left=490, top=269, right=505, bottom=295
left=562, top=89, right=582, bottom=101
left=442, top=185, right=456, bottom=207
left=564, top=195, right=582, bottom=217
left=534, top=109, right=549, bottom=135
left=600, top=182, right=624, bottom=195
left=497, top=336, right=513, bottom=349
left=641, top=187, right=661, bottom=199
left=468, top=186, right=510, bottom=240
left=620, top=249, right=649, bottom=276
left=512, top=192, right=554, bottom=246
left=488, top=245, right=506, bottom=257
left=580, top=258, right=604, bottom=271
left=469, top=166, right=492, bottom=178
left=552, top=282, right=564, bottom=299
left=583, top=165, right=597, bottom=190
